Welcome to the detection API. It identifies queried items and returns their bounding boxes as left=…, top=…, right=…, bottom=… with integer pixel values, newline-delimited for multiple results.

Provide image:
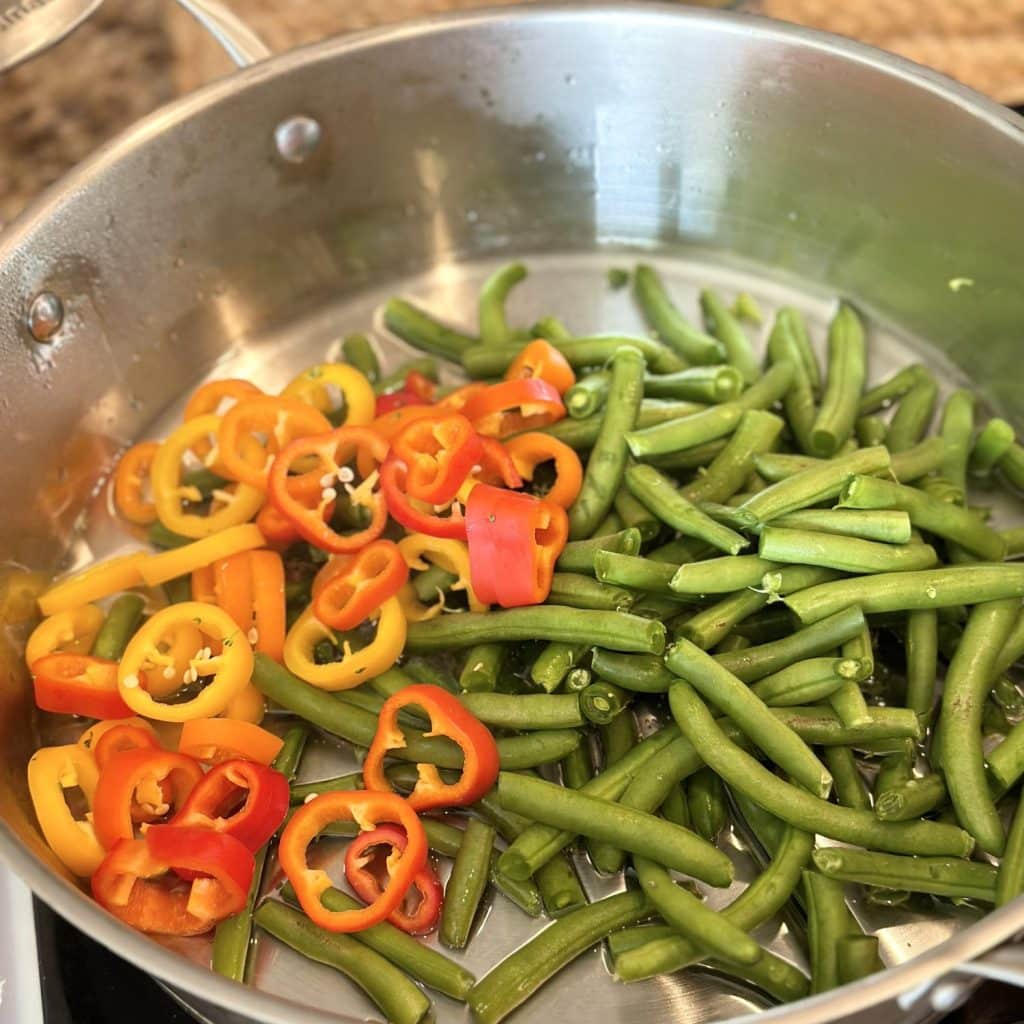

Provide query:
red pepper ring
left=344, top=824, right=443, bottom=936
left=312, top=540, right=409, bottom=631
left=461, top=378, right=566, bottom=439
left=375, top=371, right=438, bottom=417
left=92, top=826, right=254, bottom=936
left=279, top=790, right=427, bottom=934
left=472, top=438, right=524, bottom=490
left=363, top=684, right=500, bottom=812
left=31, top=653, right=134, bottom=720
left=391, top=412, right=484, bottom=505
left=380, top=455, right=469, bottom=540
left=92, top=748, right=204, bottom=850
left=93, top=726, right=169, bottom=824
left=170, top=759, right=290, bottom=858
left=267, top=426, right=389, bottom=554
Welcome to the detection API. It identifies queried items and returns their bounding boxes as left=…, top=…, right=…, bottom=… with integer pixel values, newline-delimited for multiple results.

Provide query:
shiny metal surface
left=2, top=6, right=1024, bottom=1024
left=0, top=0, right=102, bottom=73
left=174, top=0, right=272, bottom=67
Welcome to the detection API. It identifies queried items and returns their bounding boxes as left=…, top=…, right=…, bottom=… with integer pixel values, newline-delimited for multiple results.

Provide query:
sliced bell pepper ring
left=93, top=726, right=169, bottom=824
left=37, top=554, right=146, bottom=617
left=92, top=826, right=254, bottom=936
left=113, top=441, right=160, bottom=526
left=504, top=432, right=584, bottom=509
left=363, top=684, right=500, bottom=812
left=465, top=484, right=569, bottom=608
left=27, top=744, right=106, bottom=877
left=211, top=549, right=286, bottom=662
left=279, top=790, right=427, bottom=933
left=461, top=378, right=566, bottom=439
left=182, top=378, right=264, bottom=462
left=505, top=338, right=576, bottom=395
left=170, top=758, right=289, bottom=854
left=131, top=619, right=205, bottom=700
left=218, top=397, right=333, bottom=490
left=139, top=523, right=266, bottom=588
left=191, top=563, right=217, bottom=604
left=267, top=426, right=389, bottom=554
left=178, top=718, right=284, bottom=765
left=380, top=455, right=468, bottom=540
left=282, top=363, right=376, bottom=427
left=118, top=603, right=253, bottom=722
left=395, top=533, right=486, bottom=622
left=436, top=382, right=489, bottom=415
left=25, top=604, right=105, bottom=669
left=390, top=412, right=483, bottom=505
left=459, top=437, right=524, bottom=497
left=92, top=747, right=204, bottom=850
left=344, top=824, right=443, bottom=936
left=374, top=370, right=437, bottom=416
left=78, top=717, right=158, bottom=754
left=223, top=682, right=268, bottom=725
left=282, top=600, right=406, bottom=692
left=312, top=540, right=408, bottom=631
left=31, top=653, right=134, bottom=719
left=257, top=471, right=338, bottom=552
left=152, top=415, right=265, bottom=539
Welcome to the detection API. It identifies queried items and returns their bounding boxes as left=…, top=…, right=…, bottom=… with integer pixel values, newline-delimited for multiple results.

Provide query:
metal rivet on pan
left=26, top=292, right=64, bottom=343
left=274, top=116, right=321, bottom=164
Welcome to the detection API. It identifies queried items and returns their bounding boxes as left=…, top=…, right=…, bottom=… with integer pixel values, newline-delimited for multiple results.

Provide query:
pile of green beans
left=244, top=263, right=1024, bottom=1023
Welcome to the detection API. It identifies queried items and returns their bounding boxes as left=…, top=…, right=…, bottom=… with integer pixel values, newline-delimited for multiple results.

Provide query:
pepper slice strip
left=344, top=824, right=443, bottom=936
left=152, top=415, right=265, bottom=539
left=375, top=370, right=437, bottom=416
left=117, top=602, right=253, bottom=722
left=170, top=758, right=289, bottom=853
left=92, top=826, right=254, bottom=936
left=462, top=378, right=566, bottom=439
left=268, top=426, right=389, bottom=554
left=183, top=378, right=264, bottom=462
left=37, top=554, right=146, bottom=617
left=113, top=441, right=160, bottom=526
left=504, top=432, right=584, bottom=509
left=217, top=397, right=333, bottom=490
left=396, top=533, right=486, bottom=622
left=312, top=541, right=409, bottom=631
left=27, top=744, right=105, bottom=877
left=282, top=599, right=406, bottom=691
left=282, top=363, right=376, bottom=427
left=31, top=653, right=133, bottom=719
left=279, top=790, right=427, bottom=933
left=211, top=549, right=286, bottom=662
left=178, top=718, right=284, bottom=765
left=363, top=683, right=500, bottom=812
left=465, top=484, right=569, bottom=607
left=380, top=455, right=468, bottom=540
left=92, top=747, right=204, bottom=849
left=25, top=604, right=105, bottom=669
left=139, top=524, right=266, bottom=587
left=391, top=412, right=483, bottom=505
left=505, top=339, right=576, bottom=395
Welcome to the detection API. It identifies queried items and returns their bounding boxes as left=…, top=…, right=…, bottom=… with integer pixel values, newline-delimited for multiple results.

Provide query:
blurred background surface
left=2, top=0, right=1024, bottom=226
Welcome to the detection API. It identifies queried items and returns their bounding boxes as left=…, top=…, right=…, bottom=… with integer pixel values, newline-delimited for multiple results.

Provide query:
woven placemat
left=2, top=0, right=1023, bottom=223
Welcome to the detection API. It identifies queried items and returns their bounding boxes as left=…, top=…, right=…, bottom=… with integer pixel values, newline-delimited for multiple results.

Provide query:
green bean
left=478, top=262, right=526, bottom=345
left=162, top=574, right=192, bottom=604
left=857, top=415, right=889, bottom=448
left=755, top=438, right=943, bottom=486
left=733, top=292, right=765, bottom=326
left=463, top=335, right=683, bottom=377
left=665, top=637, right=832, bottom=796
left=875, top=774, right=947, bottom=822
left=1003, top=527, right=1024, bottom=557
left=591, top=552, right=676, bottom=597
left=669, top=681, right=973, bottom=855
left=590, top=650, right=672, bottom=693
left=254, top=901, right=432, bottom=1024
left=824, top=746, right=870, bottom=810
left=530, top=642, right=587, bottom=693
left=459, top=643, right=505, bottom=693
left=751, top=657, right=866, bottom=707
left=776, top=509, right=913, bottom=545
left=374, top=357, right=440, bottom=396
left=971, top=418, right=1016, bottom=476
left=612, top=487, right=662, bottom=542
left=633, top=264, right=726, bottom=364
left=531, top=315, right=572, bottom=342
left=887, top=374, right=938, bottom=453
left=812, top=847, right=996, bottom=903
left=986, top=721, right=1024, bottom=790
left=539, top=399, right=702, bottom=450
left=548, top=572, right=635, bottom=612
left=591, top=510, right=625, bottom=537
left=858, top=364, right=925, bottom=416
left=773, top=706, right=920, bottom=748
left=579, top=681, right=630, bottom=725
left=90, top=593, right=145, bottom=660
left=607, top=924, right=677, bottom=957
left=680, top=410, right=786, bottom=506
left=759, top=527, right=938, bottom=575
left=410, top=563, right=458, bottom=607
left=993, top=675, right=1024, bottom=714
left=839, top=475, right=1006, bottom=561
left=565, top=371, right=610, bottom=419
left=767, top=308, right=818, bottom=452
left=561, top=739, right=595, bottom=790
left=999, top=442, right=1024, bottom=491
left=625, top=464, right=748, bottom=555
left=732, top=790, right=788, bottom=857
left=996, top=795, right=1024, bottom=906
left=600, top=711, right=637, bottom=768
left=406, top=607, right=664, bottom=654
left=873, top=739, right=917, bottom=806
left=384, top=297, right=476, bottom=360
left=148, top=521, right=192, bottom=549
left=290, top=771, right=363, bottom=805
left=714, top=605, right=867, bottom=682
left=670, top=555, right=779, bottom=595
left=646, top=439, right=730, bottom=471
left=535, top=852, right=588, bottom=917
left=842, top=618, right=875, bottom=681
left=829, top=680, right=873, bottom=728
left=739, top=446, right=891, bottom=529
left=904, top=610, right=938, bottom=720
left=440, top=818, right=495, bottom=950
left=687, top=767, right=728, bottom=843
left=339, top=333, right=379, bottom=384
left=699, top=289, right=759, bottom=384
left=809, top=304, right=866, bottom=456
left=568, top=346, right=645, bottom=539
left=678, top=589, right=771, bottom=650
left=644, top=364, right=744, bottom=403
left=556, top=529, right=642, bottom=575
left=460, top=692, right=585, bottom=731
left=659, top=781, right=690, bottom=827
left=467, top=891, right=649, bottom=1024
left=649, top=536, right=712, bottom=564
left=564, top=667, right=593, bottom=692
left=786, top=566, right=1024, bottom=625
left=940, top=389, right=976, bottom=500
left=368, top=666, right=421, bottom=700
left=804, top=870, right=856, bottom=994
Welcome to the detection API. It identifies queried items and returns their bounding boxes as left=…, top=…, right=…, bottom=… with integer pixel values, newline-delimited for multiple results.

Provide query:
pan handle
left=173, top=0, right=272, bottom=67
left=897, top=941, right=1024, bottom=1015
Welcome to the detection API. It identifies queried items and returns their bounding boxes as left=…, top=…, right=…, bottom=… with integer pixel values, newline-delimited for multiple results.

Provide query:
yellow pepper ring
left=152, top=414, right=265, bottom=539
left=283, top=598, right=406, bottom=692
left=37, top=555, right=146, bottom=618
left=139, top=620, right=205, bottom=699
left=396, top=534, right=487, bottom=622
left=25, top=604, right=106, bottom=669
left=282, top=363, right=376, bottom=427
left=138, top=523, right=266, bottom=587
left=118, top=602, right=252, bottom=722
left=26, top=744, right=105, bottom=877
